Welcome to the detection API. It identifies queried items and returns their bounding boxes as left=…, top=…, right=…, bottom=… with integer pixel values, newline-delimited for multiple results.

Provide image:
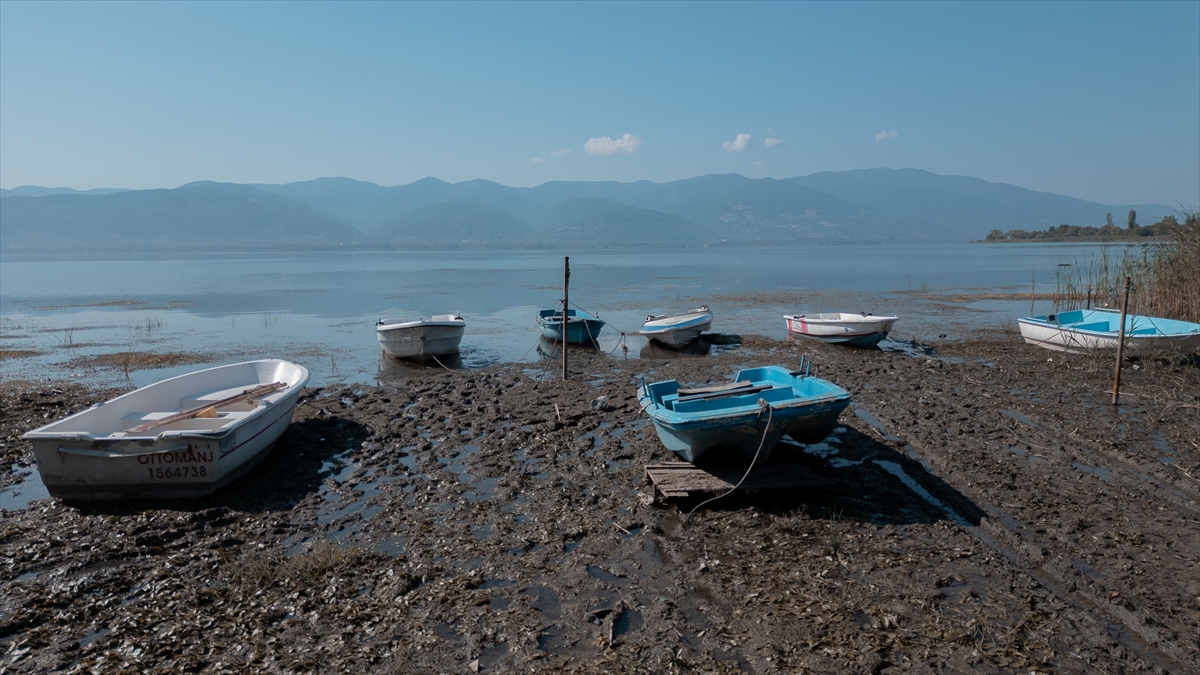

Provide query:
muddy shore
left=2, top=333, right=1198, bottom=674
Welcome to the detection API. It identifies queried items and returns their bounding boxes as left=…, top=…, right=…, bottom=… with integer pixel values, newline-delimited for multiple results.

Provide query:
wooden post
left=562, top=256, right=570, bottom=381
left=1086, top=287, right=1092, bottom=310
left=1111, top=276, right=1131, bottom=405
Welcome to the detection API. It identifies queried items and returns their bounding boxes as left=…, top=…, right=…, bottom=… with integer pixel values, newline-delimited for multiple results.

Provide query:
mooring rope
left=686, top=398, right=773, bottom=518
left=428, top=352, right=454, bottom=372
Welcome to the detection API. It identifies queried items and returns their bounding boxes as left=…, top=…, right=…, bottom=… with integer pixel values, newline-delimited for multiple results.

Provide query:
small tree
left=1127, top=209, right=1137, bottom=229
left=1106, top=212, right=1114, bottom=227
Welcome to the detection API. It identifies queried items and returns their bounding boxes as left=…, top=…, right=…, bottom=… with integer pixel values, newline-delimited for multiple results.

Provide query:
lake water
left=0, top=243, right=1119, bottom=387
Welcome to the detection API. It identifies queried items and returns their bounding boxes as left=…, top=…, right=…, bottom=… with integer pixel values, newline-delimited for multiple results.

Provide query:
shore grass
left=1053, top=208, right=1200, bottom=322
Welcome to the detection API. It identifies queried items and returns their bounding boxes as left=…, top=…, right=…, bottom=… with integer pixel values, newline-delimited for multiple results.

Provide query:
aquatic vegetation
left=1053, top=208, right=1199, bottom=322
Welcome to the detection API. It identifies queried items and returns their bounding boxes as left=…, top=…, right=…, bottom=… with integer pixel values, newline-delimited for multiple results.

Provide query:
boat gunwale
left=1016, top=317, right=1199, bottom=339
left=639, top=367, right=851, bottom=427
left=536, top=308, right=602, bottom=324
left=21, top=360, right=309, bottom=444
left=640, top=391, right=850, bottom=427
left=376, top=317, right=466, bottom=332
left=642, top=312, right=713, bottom=333
left=784, top=313, right=898, bottom=326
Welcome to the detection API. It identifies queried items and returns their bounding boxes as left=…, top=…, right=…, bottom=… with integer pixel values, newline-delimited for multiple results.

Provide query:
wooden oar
left=126, top=382, right=288, bottom=433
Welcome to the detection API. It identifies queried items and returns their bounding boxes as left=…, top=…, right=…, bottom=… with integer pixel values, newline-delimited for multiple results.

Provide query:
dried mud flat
left=1, top=333, right=1198, bottom=674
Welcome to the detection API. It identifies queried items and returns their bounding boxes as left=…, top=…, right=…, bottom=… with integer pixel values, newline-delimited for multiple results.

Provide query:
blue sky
left=1, top=1, right=1197, bottom=206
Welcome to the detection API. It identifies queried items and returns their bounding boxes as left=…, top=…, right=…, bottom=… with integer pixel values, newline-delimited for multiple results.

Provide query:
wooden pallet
left=644, top=461, right=833, bottom=499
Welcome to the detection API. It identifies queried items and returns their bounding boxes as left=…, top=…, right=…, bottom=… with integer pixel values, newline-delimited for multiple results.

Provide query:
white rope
left=686, top=399, right=773, bottom=518
left=428, top=353, right=454, bottom=372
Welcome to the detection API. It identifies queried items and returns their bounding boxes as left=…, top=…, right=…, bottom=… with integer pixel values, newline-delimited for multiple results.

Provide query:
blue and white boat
left=638, top=364, right=851, bottom=464
left=641, top=306, right=713, bottom=347
left=1018, top=308, right=1200, bottom=354
left=537, top=308, right=606, bottom=344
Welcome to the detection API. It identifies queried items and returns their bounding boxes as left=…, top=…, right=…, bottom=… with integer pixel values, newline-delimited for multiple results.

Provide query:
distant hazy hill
left=0, top=182, right=362, bottom=252
left=254, top=177, right=548, bottom=233
left=622, top=174, right=958, bottom=243
left=1, top=186, right=128, bottom=197
left=261, top=173, right=960, bottom=243
left=538, top=198, right=708, bottom=243
left=789, top=168, right=1175, bottom=241
left=5, top=169, right=1178, bottom=251
left=372, top=200, right=535, bottom=245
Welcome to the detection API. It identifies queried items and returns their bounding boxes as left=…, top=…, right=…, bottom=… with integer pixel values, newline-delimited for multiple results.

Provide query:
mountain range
left=0, top=170, right=1175, bottom=252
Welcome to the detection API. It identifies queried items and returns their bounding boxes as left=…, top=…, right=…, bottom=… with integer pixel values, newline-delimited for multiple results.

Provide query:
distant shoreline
left=0, top=239, right=974, bottom=255
left=971, top=237, right=1169, bottom=244
left=3, top=239, right=1144, bottom=255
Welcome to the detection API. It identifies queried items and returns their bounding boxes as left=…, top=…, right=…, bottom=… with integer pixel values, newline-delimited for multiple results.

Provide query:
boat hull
left=641, top=310, right=713, bottom=347
left=376, top=320, right=466, bottom=357
left=537, top=309, right=605, bottom=344
left=639, top=366, right=851, bottom=464
left=785, top=314, right=898, bottom=348
left=1018, top=309, right=1200, bottom=355
left=23, top=360, right=309, bottom=500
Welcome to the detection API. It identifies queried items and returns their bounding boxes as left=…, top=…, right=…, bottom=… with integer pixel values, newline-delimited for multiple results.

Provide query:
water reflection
left=535, top=336, right=601, bottom=361
left=376, top=351, right=464, bottom=383
left=640, top=337, right=711, bottom=358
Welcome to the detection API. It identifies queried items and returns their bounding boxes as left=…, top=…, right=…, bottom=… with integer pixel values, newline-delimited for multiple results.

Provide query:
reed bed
left=1053, top=208, right=1200, bottom=322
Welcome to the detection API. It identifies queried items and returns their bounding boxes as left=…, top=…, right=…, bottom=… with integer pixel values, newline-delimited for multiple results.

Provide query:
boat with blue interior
left=638, top=362, right=851, bottom=464
left=1018, top=308, right=1200, bottom=354
left=537, top=308, right=606, bottom=344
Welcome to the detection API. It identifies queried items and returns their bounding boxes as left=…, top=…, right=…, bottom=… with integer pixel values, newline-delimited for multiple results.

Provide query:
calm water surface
left=0, top=244, right=1118, bottom=386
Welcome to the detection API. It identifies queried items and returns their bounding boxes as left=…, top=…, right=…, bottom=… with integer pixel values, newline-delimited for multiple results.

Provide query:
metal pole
left=1112, top=276, right=1130, bottom=405
left=562, top=256, right=570, bottom=381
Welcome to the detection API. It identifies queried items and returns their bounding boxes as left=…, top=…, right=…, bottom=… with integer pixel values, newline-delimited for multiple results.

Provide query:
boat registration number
left=146, top=466, right=208, bottom=480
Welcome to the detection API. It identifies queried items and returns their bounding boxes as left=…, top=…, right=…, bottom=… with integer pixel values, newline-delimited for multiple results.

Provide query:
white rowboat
left=784, top=313, right=899, bottom=348
left=376, top=315, right=466, bottom=358
left=22, top=360, right=309, bottom=500
left=641, top=306, right=713, bottom=347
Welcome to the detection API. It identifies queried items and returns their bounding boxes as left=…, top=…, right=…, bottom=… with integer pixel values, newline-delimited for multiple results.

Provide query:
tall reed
left=1053, top=208, right=1199, bottom=322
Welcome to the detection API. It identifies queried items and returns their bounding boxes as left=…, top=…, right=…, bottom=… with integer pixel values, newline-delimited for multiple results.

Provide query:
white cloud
left=764, top=137, right=784, bottom=148
left=584, top=133, right=641, bottom=155
left=874, top=128, right=899, bottom=142
left=548, top=148, right=571, bottom=156
left=722, top=133, right=752, bottom=152
left=526, top=157, right=545, bottom=167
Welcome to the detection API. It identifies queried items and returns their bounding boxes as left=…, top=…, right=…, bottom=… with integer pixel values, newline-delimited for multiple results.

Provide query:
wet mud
left=2, top=333, right=1198, bottom=673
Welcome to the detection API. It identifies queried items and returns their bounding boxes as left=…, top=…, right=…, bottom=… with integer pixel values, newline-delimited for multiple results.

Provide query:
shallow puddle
left=851, top=403, right=900, bottom=441
left=0, top=464, right=49, bottom=512
left=1072, top=462, right=1114, bottom=483
left=874, top=459, right=970, bottom=526
left=1000, top=409, right=1041, bottom=430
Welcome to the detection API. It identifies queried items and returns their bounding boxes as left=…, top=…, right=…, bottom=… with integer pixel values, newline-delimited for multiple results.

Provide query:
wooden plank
left=644, top=461, right=832, bottom=500
left=126, top=382, right=287, bottom=433
left=676, top=380, right=754, bottom=396
left=675, top=384, right=772, bottom=404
